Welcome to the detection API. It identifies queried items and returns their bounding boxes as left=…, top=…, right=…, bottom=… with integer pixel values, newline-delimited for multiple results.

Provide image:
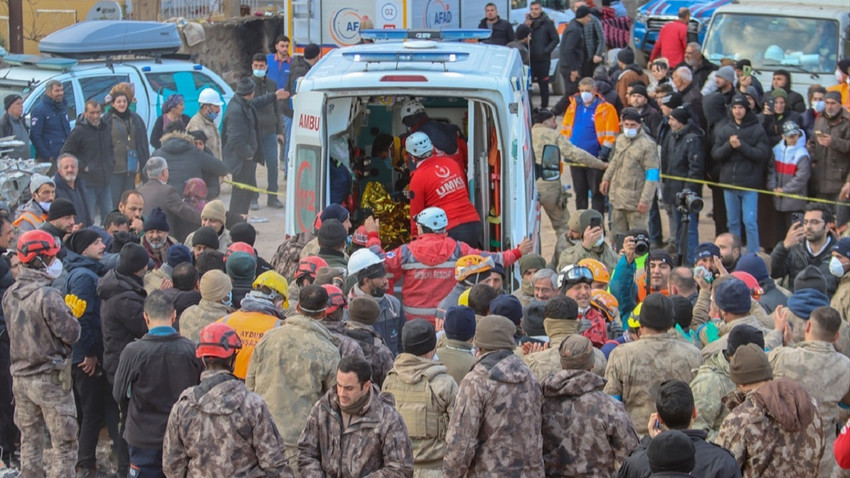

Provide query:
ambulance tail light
left=380, top=75, right=428, bottom=82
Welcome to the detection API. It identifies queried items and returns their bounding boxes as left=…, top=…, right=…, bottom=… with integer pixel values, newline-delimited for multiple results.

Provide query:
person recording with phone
left=609, top=230, right=673, bottom=320
left=770, top=203, right=839, bottom=295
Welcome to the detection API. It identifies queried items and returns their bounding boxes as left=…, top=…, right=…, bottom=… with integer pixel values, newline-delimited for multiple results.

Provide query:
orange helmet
left=591, top=289, right=620, bottom=323
left=578, top=258, right=610, bottom=285
left=17, top=230, right=60, bottom=264
left=322, top=284, right=347, bottom=314
left=196, top=323, right=242, bottom=359
left=731, top=271, right=763, bottom=300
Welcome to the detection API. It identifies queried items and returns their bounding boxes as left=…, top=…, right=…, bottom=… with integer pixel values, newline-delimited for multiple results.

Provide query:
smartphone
left=791, top=212, right=804, bottom=225
left=590, top=216, right=602, bottom=229
left=815, top=130, right=825, bottom=137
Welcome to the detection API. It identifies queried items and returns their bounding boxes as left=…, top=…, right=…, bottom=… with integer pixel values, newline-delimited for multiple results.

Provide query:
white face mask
left=813, top=100, right=826, bottom=113
left=623, top=128, right=638, bottom=138
left=594, top=234, right=605, bottom=248
left=829, top=256, right=846, bottom=277
left=45, top=258, right=63, bottom=279
left=580, top=92, right=594, bottom=104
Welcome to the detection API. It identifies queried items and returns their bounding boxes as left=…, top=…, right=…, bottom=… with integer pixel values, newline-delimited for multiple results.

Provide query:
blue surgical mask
left=623, top=128, right=639, bottom=138
left=253, top=69, right=266, bottom=78
left=38, top=201, right=51, bottom=212
left=206, top=111, right=219, bottom=121
left=814, top=100, right=826, bottom=113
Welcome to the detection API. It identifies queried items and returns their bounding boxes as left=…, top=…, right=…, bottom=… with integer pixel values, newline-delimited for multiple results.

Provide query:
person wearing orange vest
left=13, top=173, right=55, bottom=234
left=829, top=59, right=850, bottom=111
left=610, top=236, right=673, bottom=321
left=217, top=271, right=288, bottom=379
left=561, top=77, right=619, bottom=215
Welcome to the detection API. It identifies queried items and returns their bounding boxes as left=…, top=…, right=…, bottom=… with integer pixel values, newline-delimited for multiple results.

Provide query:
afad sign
left=330, top=9, right=370, bottom=46
left=423, top=0, right=454, bottom=28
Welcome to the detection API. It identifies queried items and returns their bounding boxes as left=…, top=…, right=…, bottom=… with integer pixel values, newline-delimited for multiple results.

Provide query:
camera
left=676, top=189, right=704, bottom=214
left=633, top=232, right=650, bottom=256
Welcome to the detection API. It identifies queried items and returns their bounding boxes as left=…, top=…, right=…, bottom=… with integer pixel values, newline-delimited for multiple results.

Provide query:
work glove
left=65, top=294, right=87, bottom=319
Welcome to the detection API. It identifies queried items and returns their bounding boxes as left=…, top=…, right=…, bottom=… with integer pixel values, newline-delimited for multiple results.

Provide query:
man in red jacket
left=649, top=8, right=690, bottom=67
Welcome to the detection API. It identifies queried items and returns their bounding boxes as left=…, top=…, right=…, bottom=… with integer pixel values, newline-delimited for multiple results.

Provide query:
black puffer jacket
left=60, top=115, right=115, bottom=187
left=618, top=429, right=741, bottom=478
left=710, top=109, right=771, bottom=189
left=769, top=233, right=838, bottom=295
left=98, top=268, right=147, bottom=382
left=661, top=123, right=705, bottom=206
left=154, top=131, right=229, bottom=199
left=221, top=94, right=262, bottom=176
left=528, top=12, right=559, bottom=63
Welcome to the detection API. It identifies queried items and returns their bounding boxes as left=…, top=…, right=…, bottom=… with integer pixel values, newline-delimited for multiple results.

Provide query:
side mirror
left=540, top=144, right=560, bottom=181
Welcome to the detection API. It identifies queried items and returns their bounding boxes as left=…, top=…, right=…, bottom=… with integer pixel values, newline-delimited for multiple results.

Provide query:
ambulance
left=285, top=29, right=550, bottom=276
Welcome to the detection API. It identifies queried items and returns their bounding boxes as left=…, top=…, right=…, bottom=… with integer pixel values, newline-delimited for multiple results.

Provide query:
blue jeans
left=261, top=133, right=279, bottom=196
left=128, top=445, right=164, bottom=478
left=724, top=190, right=759, bottom=253
left=672, top=209, right=699, bottom=265
left=281, top=115, right=292, bottom=176
left=83, top=184, right=112, bottom=226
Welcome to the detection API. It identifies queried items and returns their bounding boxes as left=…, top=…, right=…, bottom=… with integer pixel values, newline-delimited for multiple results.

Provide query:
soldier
left=343, top=297, right=395, bottom=387
left=698, top=277, right=772, bottom=359
left=246, top=284, right=341, bottom=466
left=179, top=269, right=234, bottom=342
left=768, top=306, right=850, bottom=478
left=297, top=356, right=414, bottom=476
left=604, top=293, right=702, bottom=435
left=319, top=284, right=366, bottom=360
left=443, top=315, right=544, bottom=477
left=716, top=344, right=825, bottom=477
left=690, top=325, right=764, bottom=442
left=163, top=322, right=295, bottom=477
left=4, top=229, right=82, bottom=477
left=383, top=319, right=458, bottom=476
left=434, top=306, right=477, bottom=385
left=512, top=254, right=546, bottom=307
left=542, top=335, right=638, bottom=477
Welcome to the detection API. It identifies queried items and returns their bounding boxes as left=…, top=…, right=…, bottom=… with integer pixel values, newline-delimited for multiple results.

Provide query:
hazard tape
left=223, top=179, right=286, bottom=197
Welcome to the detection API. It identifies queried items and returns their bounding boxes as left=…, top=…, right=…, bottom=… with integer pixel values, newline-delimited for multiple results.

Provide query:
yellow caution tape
left=223, top=179, right=286, bottom=197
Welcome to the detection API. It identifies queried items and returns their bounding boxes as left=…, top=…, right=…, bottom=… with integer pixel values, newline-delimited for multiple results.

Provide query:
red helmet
left=17, top=230, right=60, bottom=264
left=351, top=225, right=370, bottom=247
left=196, top=323, right=243, bottom=359
left=731, top=271, right=764, bottom=300
left=226, top=241, right=255, bottom=258
left=322, top=284, right=347, bottom=314
left=296, top=256, right=329, bottom=281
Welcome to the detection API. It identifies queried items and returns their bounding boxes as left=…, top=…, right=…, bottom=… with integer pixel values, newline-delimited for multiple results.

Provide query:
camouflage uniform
left=442, top=350, right=544, bottom=477
left=690, top=351, right=735, bottom=442
left=343, top=320, right=395, bottom=388
left=716, top=378, right=825, bottom=478
left=179, top=299, right=233, bottom=342
left=832, top=274, right=850, bottom=321
left=541, top=369, right=638, bottom=476
left=698, top=315, right=773, bottom=361
left=163, top=370, right=295, bottom=477
left=3, top=267, right=81, bottom=477
left=435, top=340, right=477, bottom=385
left=523, top=322, right=608, bottom=380
left=297, top=384, right=414, bottom=477
left=320, top=319, right=367, bottom=360
left=246, top=315, right=340, bottom=453
left=604, top=333, right=702, bottom=435
left=382, top=353, right=458, bottom=477
left=769, top=341, right=850, bottom=478
left=551, top=233, right=620, bottom=273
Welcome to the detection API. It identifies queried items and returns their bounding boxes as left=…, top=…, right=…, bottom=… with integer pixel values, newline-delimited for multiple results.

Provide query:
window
left=62, top=81, right=76, bottom=119
left=80, top=75, right=130, bottom=105
left=144, top=70, right=225, bottom=116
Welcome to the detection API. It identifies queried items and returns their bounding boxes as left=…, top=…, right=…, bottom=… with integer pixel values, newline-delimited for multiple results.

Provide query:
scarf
left=543, top=318, right=579, bottom=339
left=340, top=388, right=371, bottom=416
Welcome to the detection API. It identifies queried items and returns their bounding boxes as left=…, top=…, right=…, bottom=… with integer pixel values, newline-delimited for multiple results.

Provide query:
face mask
left=623, top=128, right=638, bottom=138
left=370, top=287, right=386, bottom=298
left=45, top=258, right=63, bottom=279
left=222, top=291, right=233, bottom=308
left=829, top=257, right=846, bottom=277
left=580, top=92, right=593, bottom=104
left=205, top=111, right=219, bottom=121
left=252, top=69, right=266, bottom=78
left=594, top=234, right=605, bottom=248
left=814, top=100, right=826, bottom=113
left=38, top=201, right=51, bottom=212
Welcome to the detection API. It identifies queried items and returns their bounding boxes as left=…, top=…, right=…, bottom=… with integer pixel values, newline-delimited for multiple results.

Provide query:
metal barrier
left=160, top=0, right=286, bottom=20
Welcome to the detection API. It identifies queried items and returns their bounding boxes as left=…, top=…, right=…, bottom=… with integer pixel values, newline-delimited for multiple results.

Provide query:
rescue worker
left=343, top=297, right=395, bottom=388
left=384, top=207, right=530, bottom=325
left=347, top=248, right=405, bottom=355
left=542, top=335, right=638, bottom=476
left=558, top=264, right=608, bottom=347
left=179, top=270, right=234, bottom=343
left=297, top=356, right=414, bottom=476
left=13, top=173, right=55, bottom=233
left=443, top=315, right=544, bottom=476
left=383, top=319, right=458, bottom=476
left=435, top=306, right=477, bottom=385
left=217, top=270, right=288, bottom=379
left=400, top=99, right=467, bottom=175
left=163, top=322, right=295, bottom=477
left=319, top=284, right=366, bottom=360
left=288, top=255, right=328, bottom=310
left=436, top=255, right=495, bottom=321
left=4, top=229, right=82, bottom=477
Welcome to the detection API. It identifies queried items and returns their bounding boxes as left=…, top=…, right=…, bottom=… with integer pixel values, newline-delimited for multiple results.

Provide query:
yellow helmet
left=578, top=258, right=610, bottom=285
left=627, top=302, right=642, bottom=329
left=458, top=288, right=471, bottom=306
left=454, top=255, right=494, bottom=282
left=253, top=271, right=289, bottom=308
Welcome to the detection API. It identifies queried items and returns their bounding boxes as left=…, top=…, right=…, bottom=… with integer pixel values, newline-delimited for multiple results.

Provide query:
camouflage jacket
left=4, top=267, right=81, bottom=376
left=523, top=328, right=608, bottom=381
left=342, top=320, right=395, bottom=388
left=541, top=369, right=638, bottom=476
left=246, top=314, right=341, bottom=448
left=690, top=351, right=735, bottom=442
left=531, top=123, right=606, bottom=169
left=163, top=370, right=295, bottom=477
left=443, top=350, right=544, bottom=477
left=179, top=299, right=234, bottom=343
left=297, top=384, right=414, bottom=477
left=320, top=318, right=366, bottom=361
left=551, top=233, right=619, bottom=274
left=601, top=130, right=659, bottom=210
left=716, top=378, right=825, bottom=478
left=604, top=333, right=702, bottom=435
left=832, top=273, right=850, bottom=322
left=382, top=354, right=458, bottom=470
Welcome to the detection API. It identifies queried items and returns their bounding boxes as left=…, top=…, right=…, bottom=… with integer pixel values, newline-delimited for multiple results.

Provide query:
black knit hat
left=118, top=242, right=149, bottom=275
left=192, top=226, right=220, bottom=250
left=47, top=198, right=76, bottom=221
left=143, top=207, right=170, bottom=232
left=402, top=318, right=437, bottom=356
left=794, top=265, right=827, bottom=294
left=317, top=219, right=347, bottom=248
left=648, top=430, right=696, bottom=473
left=230, top=222, right=256, bottom=246
left=726, top=324, right=764, bottom=358
left=4, top=94, right=21, bottom=111
left=66, top=229, right=100, bottom=255
left=638, top=293, right=673, bottom=330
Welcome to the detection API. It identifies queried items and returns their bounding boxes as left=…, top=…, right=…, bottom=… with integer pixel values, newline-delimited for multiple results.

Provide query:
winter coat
left=604, top=333, right=702, bottom=435
left=252, top=76, right=283, bottom=136
left=246, top=315, right=340, bottom=447
left=680, top=82, right=706, bottom=131
left=442, top=350, right=544, bottom=477
left=559, top=20, right=585, bottom=74
left=583, top=15, right=605, bottom=59
left=808, top=108, right=850, bottom=196
left=689, top=58, right=718, bottom=91
left=382, top=354, right=458, bottom=472
left=136, top=179, right=202, bottom=243
left=103, top=109, right=150, bottom=175
left=63, top=251, right=108, bottom=365
left=218, top=294, right=283, bottom=379
left=154, top=131, right=229, bottom=200
left=561, top=95, right=620, bottom=149
left=531, top=123, right=606, bottom=169
left=832, top=273, right=850, bottom=322
left=528, top=13, right=559, bottom=63
left=183, top=227, right=232, bottom=255
left=29, top=94, right=70, bottom=160
left=689, top=351, right=735, bottom=442
left=12, top=200, right=47, bottom=234
left=53, top=172, right=92, bottom=227
left=3, top=267, right=80, bottom=377
left=757, top=279, right=789, bottom=314
left=602, top=128, right=659, bottom=211
left=618, top=429, right=741, bottom=478
left=542, top=369, right=638, bottom=477
left=342, top=320, right=395, bottom=388
left=616, top=65, right=650, bottom=109
left=767, top=134, right=811, bottom=212
left=698, top=314, right=773, bottom=361
left=0, top=112, right=30, bottom=158
left=506, top=40, right=529, bottom=66
left=710, top=110, right=772, bottom=189
left=478, top=17, right=514, bottom=46
left=760, top=109, right=803, bottom=146
left=553, top=235, right=619, bottom=273
left=98, top=268, right=147, bottom=382
left=222, top=94, right=262, bottom=176
left=435, top=340, right=476, bottom=386
left=769, top=233, right=838, bottom=295
left=319, top=319, right=367, bottom=361
left=716, top=379, right=825, bottom=478
left=149, top=113, right=192, bottom=149
left=347, top=286, right=406, bottom=356
left=179, top=299, right=234, bottom=343
left=283, top=56, right=313, bottom=118
left=523, top=320, right=608, bottom=380
left=164, top=370, right=295, bottom=477
left=162, top=288, right=201, bottom=320
left=660, top=123, right=705, bottom=207
left=186, top=111, right=222, bottom=160
left=298, top=384, right=414, bottom=477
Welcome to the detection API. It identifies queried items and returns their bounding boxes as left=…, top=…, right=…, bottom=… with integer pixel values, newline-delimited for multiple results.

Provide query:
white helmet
left=400, top=99, right=426, bottom=120
left=405, top=132, right=433, bottom=158
left=198, top=88, right=223, bottom=106
left=348, top=248, right=384, bottom=276
left=415, top=207, right=448, bottom=231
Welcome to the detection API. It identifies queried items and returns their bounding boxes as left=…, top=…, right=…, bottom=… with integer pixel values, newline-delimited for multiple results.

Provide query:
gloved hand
left=598, top=146, right=611, bottom=162
left=65, top=294, right=87, bottom=319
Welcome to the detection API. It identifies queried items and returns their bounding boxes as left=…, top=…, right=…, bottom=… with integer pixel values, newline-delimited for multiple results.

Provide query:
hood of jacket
left=160, top=131, right=195, bottom=155
left=390, top=353, right=449, bottom=384
left=772, top=132, right=808, bottom=161
left=97, top=268, right=145, bottom=300
left=8, top=267, right=53, bottom=301
left=406, top=233, right=462, bottom=266
left=185, top=370, right=246, bottom=415
left=752, top=378, right=816, bottom=432
left=476, top=349, right=531, bottom=385
left=699, top=349, right=730, bottom=375
left=239, top=293, right=284, bottom=319
left=64, top=250, right=107, bottom=276
left=595, top=79, right=615, bottom=96
left=541, top=369, right=605, bottom=398
left=623, top=63, right=645, bottom=76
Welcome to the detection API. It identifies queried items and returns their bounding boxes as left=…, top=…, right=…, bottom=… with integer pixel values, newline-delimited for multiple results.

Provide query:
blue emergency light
left=359, top=29, right=492, bottom=42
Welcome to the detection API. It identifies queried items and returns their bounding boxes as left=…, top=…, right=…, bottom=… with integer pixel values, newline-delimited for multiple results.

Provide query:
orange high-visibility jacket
left=560, top=94, right=620, bottom=148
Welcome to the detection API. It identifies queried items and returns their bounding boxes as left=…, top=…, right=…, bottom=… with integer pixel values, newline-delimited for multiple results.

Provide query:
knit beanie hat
left=474, top=315, right=518, bottom=351
left=192, top=226, right=220, bottom=250
left=637, top=293, right=673, bottom=330
left=694, top=242, right=720, bottom=262
left=315, top=266, right=344, bottom=286
left=166, top=244, right=193, bottom=268
left=4, top=94, right=21, bottom=111
left=199, top=269, right=232, bottom=301
left=522, top=300, right=547, bottom=337
left=226, top=251, right=256, bottom=282
left=236, top=78, right=255, bottom=96
left=617, top=47, right=635, bottom=65
left=66, top=229, right=100, bottom=255
left=29, top=173, right=54, bottom=194
left=144, top=207, right=170, bottom=232
left=669, top=295, right=693, bottom=330
left=444, top=305, right=476, bottom=341
left=518, top=254, right=546, bottom=277
left=714, top=278, right=751, bottom=315
left=736, top=253, right=770, bottom=284
left=201, top=199, right=227, bottom=225
left=118, top=242, right=149, bottom=275
left=320, top=204, right=350, bottom=223
left=402, top=318, right=437, bottom=356
left=515, top=24, right=531, bottom=40
left=317, top=219, right=347, bottom=249
left=787, top=288, right=830, bottom=319
left=729, top=343, right=773, bottom=385
left=490, top=294, right=523, bottom=326
left=827, top=90, right=843, bottom=103
left=716, top=65, right=736, bottom=84
left=794, top=265, right=827, bottom=294
left=230, top=222, right=256, bottom=246
left=559, top=334, right=595, bottom=371
left=726, top=324, right=765, bottom=358
left=648, top=430, right=696, bottom=473
left=731, top=94, right=750, bottom=110
left=349, top=296, right=380, bottom=325
left=47, top=198, right=75, bottom=221
left=770, top=88, right=788, bottom=100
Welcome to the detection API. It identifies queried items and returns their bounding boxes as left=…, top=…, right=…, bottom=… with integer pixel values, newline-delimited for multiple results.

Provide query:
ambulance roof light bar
left=358, top=29, right=492, bottom=42
left=342, top=51, right=470, bottom=71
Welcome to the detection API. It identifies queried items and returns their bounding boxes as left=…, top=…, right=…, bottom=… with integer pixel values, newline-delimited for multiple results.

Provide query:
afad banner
left=412, top=0, right=460, bottom=29
left=328, top=0, right=406, bottom=47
